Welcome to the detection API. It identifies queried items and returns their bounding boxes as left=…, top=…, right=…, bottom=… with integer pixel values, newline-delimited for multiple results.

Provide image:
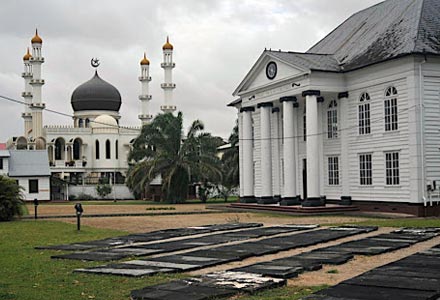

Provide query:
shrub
left=75, top=193, right=95, bottom=200
left=96, top=184, right=112, bottom=199
left=0, top=175, right=25, bottom=221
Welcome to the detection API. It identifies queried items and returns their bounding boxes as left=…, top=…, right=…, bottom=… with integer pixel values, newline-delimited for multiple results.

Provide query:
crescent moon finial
left=91, top=58, right=100, bottom=68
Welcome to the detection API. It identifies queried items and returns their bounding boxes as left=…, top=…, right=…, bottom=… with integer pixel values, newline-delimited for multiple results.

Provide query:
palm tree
left=216, top=122, right=239, bottom=202
left=127, top=112, right=221, bottom=203
left=0, top=175, right=25, bottom=221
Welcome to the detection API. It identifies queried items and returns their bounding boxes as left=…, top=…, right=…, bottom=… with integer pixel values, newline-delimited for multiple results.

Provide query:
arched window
left=85, top=118, right=90, bottom=128
left=55, top=138, right=65, bottom=160
left=78, top=119, right=83, bottom=128
left=358, top=93, right=371, bottom=135
left=384, top=87, right=398, bottom=131
left=73, top=138, right=82, bottom=160
left=95, top=140, right=100, bottom=160
left=115, top=140, right=119, bottom=160
left=327, top=100, right=338, bottom=139
left=106, top=140, right=111, bottom=159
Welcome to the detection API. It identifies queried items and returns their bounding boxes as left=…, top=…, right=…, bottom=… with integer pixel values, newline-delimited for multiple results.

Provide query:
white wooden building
left=230, top=0, right=440, bottom=216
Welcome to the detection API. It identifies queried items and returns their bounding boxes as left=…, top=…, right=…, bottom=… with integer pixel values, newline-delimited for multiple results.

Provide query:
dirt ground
left=51, top=213, right=369, bottom=233
left=27, top=203, right=214, bottom=216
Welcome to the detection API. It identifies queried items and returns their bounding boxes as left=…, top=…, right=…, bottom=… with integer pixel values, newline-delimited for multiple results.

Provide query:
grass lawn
left=0, top=220, right=185, bottom=300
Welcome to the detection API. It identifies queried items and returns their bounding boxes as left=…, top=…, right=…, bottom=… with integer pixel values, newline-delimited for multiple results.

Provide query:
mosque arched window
left=95, top=140, right=100, bottom=160
left=78, top=119, right=83, bottom=128
left=73, top=138, right=82, bottom=160
left=85, top=118, right=90, bottom=128
left=115, top=140, right=119, bottom=160
left=106, top=140, right=111, bottom=159
left=55, top=138, right=65, bottom=160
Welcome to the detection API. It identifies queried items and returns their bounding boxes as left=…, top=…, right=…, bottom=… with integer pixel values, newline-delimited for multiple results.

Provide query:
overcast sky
left=0, top=0, right=383, bottom=142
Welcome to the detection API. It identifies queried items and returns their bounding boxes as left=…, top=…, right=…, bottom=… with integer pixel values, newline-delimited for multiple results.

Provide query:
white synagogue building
left=230, top=0, right=440, bottom=216
left=7, top=31, right=177, bottom=200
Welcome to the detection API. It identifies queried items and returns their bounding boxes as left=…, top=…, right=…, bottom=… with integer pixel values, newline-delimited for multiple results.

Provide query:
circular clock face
left=266, top=62, right=277, bottom=80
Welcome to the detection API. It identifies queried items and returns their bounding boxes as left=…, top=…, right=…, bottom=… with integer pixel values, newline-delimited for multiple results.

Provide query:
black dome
left=71, top=71, right=121, bottom=112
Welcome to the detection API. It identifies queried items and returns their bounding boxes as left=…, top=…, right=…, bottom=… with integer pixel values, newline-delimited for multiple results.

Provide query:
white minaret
left=160, top=36, right=176, bottom=113
left=29, top=29, right=45, bottom=138
left=22, top=48, right=33, bottom=137
left=138, top=53, right=153, bottom=125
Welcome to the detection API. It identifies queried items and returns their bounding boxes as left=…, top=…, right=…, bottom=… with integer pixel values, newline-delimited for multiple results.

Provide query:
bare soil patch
left=50, top=212, right=368, bottom=233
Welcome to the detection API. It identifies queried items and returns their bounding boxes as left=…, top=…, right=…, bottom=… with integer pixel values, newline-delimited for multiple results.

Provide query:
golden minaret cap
left=23, top=47, right=32, bottom=61
left=162, top=36, right=173, bottom=50
left=31, top=29, right=43, bottom=44
left=140, top=52, right=150, bottom=65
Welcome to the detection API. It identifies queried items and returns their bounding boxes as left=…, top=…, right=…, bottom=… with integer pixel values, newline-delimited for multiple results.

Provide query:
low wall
left=69, top=184, right=134, bottom=200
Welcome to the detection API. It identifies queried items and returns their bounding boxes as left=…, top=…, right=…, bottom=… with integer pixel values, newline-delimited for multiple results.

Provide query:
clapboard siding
left=423, top=76, right=440, bottom=189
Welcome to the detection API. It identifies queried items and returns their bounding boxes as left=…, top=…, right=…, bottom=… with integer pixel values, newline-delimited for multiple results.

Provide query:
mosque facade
left=7, top=31, right=176, bottom=200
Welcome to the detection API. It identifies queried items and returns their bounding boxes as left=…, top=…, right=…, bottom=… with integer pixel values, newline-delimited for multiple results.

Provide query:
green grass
left=0, top=221, right=185, bottom=300
left=234, top=285, right=328, bottom=300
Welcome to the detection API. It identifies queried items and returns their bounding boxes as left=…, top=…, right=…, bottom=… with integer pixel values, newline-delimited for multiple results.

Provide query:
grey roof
left=268, top=51, right=341, bottom=72
left=8, top=150, right=50, bottom=177
left=307, top=0, right=440, bottom=71
left=227, top=98, right=242, bottom=107
left=71, top=71, right=122, bottom=112
left=0, top=150, right=10, bottom=157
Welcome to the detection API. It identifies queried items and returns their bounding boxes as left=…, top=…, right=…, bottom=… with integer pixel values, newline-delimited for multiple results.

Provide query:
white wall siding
left=423, top=75, right=440, bottom=195
left=17, top=177, right=51, bottom=201
left=346, top=72, right=412, bottom=202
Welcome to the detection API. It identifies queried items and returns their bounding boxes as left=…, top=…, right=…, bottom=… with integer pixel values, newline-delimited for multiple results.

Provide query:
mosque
left=6, top=31, right=177, bottom=200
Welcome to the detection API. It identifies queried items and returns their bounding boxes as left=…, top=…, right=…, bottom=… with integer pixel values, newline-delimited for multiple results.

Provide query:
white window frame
left=328, top=156, right=340, bottom=186
left=358, top=93, right=371, bottom=135
left=327, top=100, right=338, bottom=139
left=384, top=87, right=398, bottom=132
left=359, top=153, right=372, bottom=185
left=385, top=151, right=400, bottom=186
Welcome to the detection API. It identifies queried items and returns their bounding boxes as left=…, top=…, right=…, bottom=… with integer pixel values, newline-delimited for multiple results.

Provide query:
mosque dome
left=162, top=36, right=173, bottom=50
left=71, top=71, right=122, bottom=112
left=31, top=29, right=43, bottom=44
left=91, top=114, right=118, bottom=129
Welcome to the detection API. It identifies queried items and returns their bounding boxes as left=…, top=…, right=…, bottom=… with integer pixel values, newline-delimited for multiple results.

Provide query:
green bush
left=0, top=175, right=25, bottom=221
left=75, top=193, right=95, bottom=200
left=96, top=184, right=112, bottom=199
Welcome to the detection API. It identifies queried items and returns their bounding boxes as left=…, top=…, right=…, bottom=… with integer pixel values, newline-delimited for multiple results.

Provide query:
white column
left=258, top=103, right=273, bottom=200
left=281, top=97, right=299, bottom=203
left=271, top=107, right=281, bottom=198
left=339, top=92, right=351, bottom=200
left=238, top=112, right=244, bottom=198
left=304, top=91, right=322, bottom=205
left=241, top=107, right=255, bottom=202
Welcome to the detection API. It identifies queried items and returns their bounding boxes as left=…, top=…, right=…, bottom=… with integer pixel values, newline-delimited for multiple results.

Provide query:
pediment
left=234, top=52, right=307, bottom=96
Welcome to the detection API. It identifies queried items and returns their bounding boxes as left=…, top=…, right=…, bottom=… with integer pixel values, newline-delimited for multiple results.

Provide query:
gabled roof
left=8, top=150, right=50, bottom=177
left=308, top=0, right=440, bottom=70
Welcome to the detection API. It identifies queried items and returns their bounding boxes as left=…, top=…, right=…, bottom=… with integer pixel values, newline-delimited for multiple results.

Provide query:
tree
left=0, top=175, right=25, bottom=221
left=219, top=121, right=239, bottom=201
left=96, top=183, right=112, bottom=199
left=127, top=112, right=222, bottom=203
